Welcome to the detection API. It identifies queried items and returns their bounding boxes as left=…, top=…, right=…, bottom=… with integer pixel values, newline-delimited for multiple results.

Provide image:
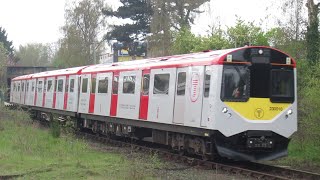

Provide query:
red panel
left=110, top=72, right=119, bottom=116
left=64, top=92, right=68, bottom=110
left=42, top=78, right=46, bottom=107
left=110, top=94, right=118, bottom=116
left=139, top=70, right=150, bottom=120
left=89, top=93, right=95, bottom=113
left=89, top=74, right=96, bottom=113
left=139, top=96, right=149, bottom=120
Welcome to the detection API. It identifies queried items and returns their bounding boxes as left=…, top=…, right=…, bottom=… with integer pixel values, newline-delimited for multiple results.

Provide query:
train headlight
left=286, top=109, right=293, bottom=119
left=222, top=107, right=228, bottom=113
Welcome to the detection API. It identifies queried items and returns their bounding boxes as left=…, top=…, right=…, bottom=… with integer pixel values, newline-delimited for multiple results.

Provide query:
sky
left=0, top=0, right=284, bottom=49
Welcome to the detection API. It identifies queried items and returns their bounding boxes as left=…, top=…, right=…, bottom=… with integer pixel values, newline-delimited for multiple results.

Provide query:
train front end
left=213, top=47, right=297, bottom=161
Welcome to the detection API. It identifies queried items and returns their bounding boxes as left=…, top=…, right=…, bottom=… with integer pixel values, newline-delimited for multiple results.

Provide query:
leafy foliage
left=0, top=43, right=8, bottom=87
left=227, top=18, right=269, bottom=47
left=53, top=0, right=109, bottom=67
left=0, top=27, right=14, bottom=54
left=15, top=43, right=52, bottom=66
left=148, top=0, right=209, bottom=57
left=103, top=0, right=153, bottom=43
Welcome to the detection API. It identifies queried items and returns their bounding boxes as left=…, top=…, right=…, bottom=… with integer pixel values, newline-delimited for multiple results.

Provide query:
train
left=9, top=46, right=297, bottom=161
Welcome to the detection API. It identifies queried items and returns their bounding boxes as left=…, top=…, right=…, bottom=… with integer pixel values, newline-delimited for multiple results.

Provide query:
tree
left=0, top=43, right=8, bottom=87
left=172, top=26, right=231, bottom=54
left=227, top=18, right=269, bottom=47
left=0, top=27, right=14, bottom=54
left=53, top=0, right=110, bottom=67
left=306, top=0, right=319, bottom=64
left=102, top=0, right=153, bottom=43
left=277, top=0, right=307, bottom=59
left=15, top=43, right=53, bottom=66
left=149, top=0, right=209, bottom=57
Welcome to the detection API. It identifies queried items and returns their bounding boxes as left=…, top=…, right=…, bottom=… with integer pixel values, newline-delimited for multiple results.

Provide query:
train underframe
left=30, top=108, right=290, bottom=161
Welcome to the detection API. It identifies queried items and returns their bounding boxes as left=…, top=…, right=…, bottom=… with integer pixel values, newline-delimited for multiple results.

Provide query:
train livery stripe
left=225, top=98, right=290, bottom=120
left=89, top=93, right=95, bottom=113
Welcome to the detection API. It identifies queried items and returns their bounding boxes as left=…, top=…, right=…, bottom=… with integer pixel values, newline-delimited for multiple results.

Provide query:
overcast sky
left=0, top=0, right=282, bottom=49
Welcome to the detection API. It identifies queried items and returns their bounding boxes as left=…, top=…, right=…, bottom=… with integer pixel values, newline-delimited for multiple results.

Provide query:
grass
left=0, top=106, right=163, bottom=179
left=272, top=136, right=320, bottom=171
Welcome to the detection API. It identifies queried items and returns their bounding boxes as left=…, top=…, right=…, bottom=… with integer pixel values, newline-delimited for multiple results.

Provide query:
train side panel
left=148, top=68, right=176, bottom=124
left=44, top=77, right=55, bottom=108
left=67, top=75, right=80, bottom=112
left=117, top=70, right=142, bottom=119
left=93, top=73, right=112, bottom=116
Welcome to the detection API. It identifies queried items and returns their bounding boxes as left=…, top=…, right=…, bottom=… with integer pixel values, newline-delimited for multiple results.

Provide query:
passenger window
left=38, top=81, right=43, bottom=93
left=123, top=76, right=136, bottom=94
left=18, top=83, right=21, bottom=92
left=177, top=72, right=186, bottom=96
left=57, top=79, right=63, bottom=92
left=204, top=73, right=211, bottom=98
left=112, top=76, right=119, bottom=94
left=154, top=74, right=170, bottom=95
left=47, top=80, right=53, bottom=92
left=91, top=77, right=96, bottom=93
left=26, top=82, right=29, bottom=92
left=142, top=74, right=150, bottom=95
left=98, top=77, right=108, bottom=93
left=70, top=79, right=75, bottom=93
left=82, top=78, right=88, bottom=93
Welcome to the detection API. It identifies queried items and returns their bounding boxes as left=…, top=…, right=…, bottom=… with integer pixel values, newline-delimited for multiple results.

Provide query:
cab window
left=221, top=65, right=250, bottom=102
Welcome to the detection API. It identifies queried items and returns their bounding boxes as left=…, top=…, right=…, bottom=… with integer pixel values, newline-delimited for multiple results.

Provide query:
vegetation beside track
left=0, top=105, right=234, bottom=179
left=0, top=106, right=159, bottom=179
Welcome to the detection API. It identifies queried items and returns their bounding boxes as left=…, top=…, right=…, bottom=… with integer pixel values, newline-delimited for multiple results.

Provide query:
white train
left=10, top=46, right=297, bottom=161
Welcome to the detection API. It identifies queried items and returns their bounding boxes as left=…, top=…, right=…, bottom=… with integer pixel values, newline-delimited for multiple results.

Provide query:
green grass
left=0, top=106, right=161, bottom=179
left=272, top=135, right=320, bottom=171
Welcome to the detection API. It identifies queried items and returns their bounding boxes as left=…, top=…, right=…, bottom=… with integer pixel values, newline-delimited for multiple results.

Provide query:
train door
left=67, top=75, right=79, bottom=112
left=42, top=78, right=47, bottom=107
left=148, top=68, right=177, bottom=124
left=16, top=81, right=21, bottom=103
left=30, top=79, right=36, bottom=106
left=63, top=76, right=69, bottom=110
left=20, top=80, right=26, bottom=104
left=24, top=81, right=29, bottom=105
left=45, top=77, right=55, bottom=108
left=78, top=74, right=91, bottom=113
left=201, top=66, right=213, bottom=127
left=55, top=76, right=66, bottom=110
left=184, top=66, right=205, bottom=127
left=173, top=68, right=188, bottom=124
left=36, top=78, right=44, bottom=107
left=117, top=70, right=142, bottom=119
left=110, top=72, right=119, bottom=116
left=139, top=70, right=150, bottom=120
left=94, top=73, right=112, bottom=116
left=88, top=74, right=97, bottom=114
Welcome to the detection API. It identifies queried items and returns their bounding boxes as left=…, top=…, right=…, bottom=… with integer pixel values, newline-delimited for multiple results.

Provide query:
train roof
left=11, top=46, right=296, bottom=80
left=12, top=66, right=87, bottom=80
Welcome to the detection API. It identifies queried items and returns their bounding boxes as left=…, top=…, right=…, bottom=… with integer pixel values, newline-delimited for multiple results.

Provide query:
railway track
left=77, top=131, right=320, bottom=180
